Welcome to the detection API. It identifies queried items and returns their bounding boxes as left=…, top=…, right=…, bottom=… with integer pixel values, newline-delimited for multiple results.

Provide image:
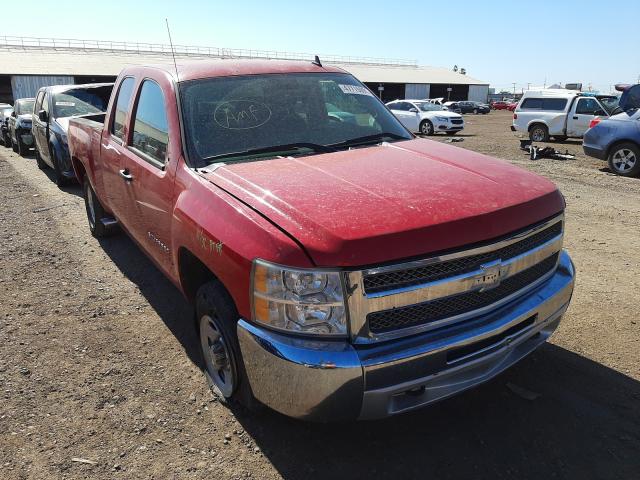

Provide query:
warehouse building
left=0, top=37, right=489, bottom=104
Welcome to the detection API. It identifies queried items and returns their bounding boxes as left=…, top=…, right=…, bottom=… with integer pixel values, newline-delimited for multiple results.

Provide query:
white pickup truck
left=511, top=90, right=619, bottom=141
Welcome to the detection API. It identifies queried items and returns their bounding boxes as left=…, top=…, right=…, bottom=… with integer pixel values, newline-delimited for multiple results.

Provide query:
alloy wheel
left=611, top=148, right=637, bottom=173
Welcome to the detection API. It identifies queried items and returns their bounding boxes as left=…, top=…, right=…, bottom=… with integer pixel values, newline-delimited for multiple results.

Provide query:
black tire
left=35, top=147, right=46, bottom=170
left=2, top=132, right=10, bottom=148
left=419, top=120, right=434, bottom=136
left=196, top=281, right=257, bottom=409
left=608, top=142, right=640, bottom=177
left=529, top=124, right=549, bottom=142
left=83, top=179, right=109, bottom=238
left=553, top=135, right=568, bottom=142
left=16, top=138, right=25, bottom=157
left=51, top=148, right=67, bottom=187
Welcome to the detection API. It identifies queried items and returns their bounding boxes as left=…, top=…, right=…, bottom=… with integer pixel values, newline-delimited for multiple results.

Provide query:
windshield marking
left=214, top=100, right=272, bottom=130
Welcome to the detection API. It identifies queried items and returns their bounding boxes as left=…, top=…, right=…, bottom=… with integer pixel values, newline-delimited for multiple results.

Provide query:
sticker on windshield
left=55, top=101, right=76, bottom=107
left=214, top=100, right=272, bottom=130
left=338, top=84, right=374, bottom=97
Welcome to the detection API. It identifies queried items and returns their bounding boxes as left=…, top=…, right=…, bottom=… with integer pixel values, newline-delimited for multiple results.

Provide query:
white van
left=511, top=90, right=619, bottom=141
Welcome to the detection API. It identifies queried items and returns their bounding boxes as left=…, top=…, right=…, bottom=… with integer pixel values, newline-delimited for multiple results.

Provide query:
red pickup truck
left=68, top=60, right=575, bottom=421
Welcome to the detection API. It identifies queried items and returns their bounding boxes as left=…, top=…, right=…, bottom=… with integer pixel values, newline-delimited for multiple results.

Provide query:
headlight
left=252, top=260, right=347, bottom=336
left=435, top=116, right=450, bottom=121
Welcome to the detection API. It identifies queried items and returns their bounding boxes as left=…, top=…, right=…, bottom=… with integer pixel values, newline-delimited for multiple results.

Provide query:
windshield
left=179, top=73, right=411, bottom=166
left=0, top=107, right=12, bottom=117
left=53, top=86, right=112, bottom=118
left=598, top=96, right=619, bottom=115
left=15, top=99, right=35, bottom=115
left=414, top=102, right=443, bottom=112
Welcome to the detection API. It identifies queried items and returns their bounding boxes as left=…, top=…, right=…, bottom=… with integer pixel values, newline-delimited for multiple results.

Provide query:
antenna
left=165, top=18, right=180, bottom=81
left=312, top=55, right=322, bottom=67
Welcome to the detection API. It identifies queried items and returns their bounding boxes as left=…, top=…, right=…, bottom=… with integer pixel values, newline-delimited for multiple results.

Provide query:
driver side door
left=389, top=102, right=420, bottom=132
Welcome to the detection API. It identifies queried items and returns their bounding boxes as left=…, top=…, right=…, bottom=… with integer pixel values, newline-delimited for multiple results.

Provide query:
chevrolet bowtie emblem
left=472, top=260, right=510, bottom=291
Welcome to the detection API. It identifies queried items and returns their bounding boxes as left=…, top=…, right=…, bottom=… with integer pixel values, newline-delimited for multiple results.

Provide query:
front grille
left=367, top=253, right=559, bottom=334
left=451, top=119, right=464, bottom=125
left=363, top=221, right=562, bottom=294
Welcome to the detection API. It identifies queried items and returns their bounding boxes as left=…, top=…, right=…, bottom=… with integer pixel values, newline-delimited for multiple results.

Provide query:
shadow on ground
left=97, top=231, right=640, bottom=480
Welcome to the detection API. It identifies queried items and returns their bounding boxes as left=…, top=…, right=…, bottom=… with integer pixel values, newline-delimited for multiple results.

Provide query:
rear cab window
left=520, top=98, right=567, bottom=111
left=110, top=77, right=135, bottom=142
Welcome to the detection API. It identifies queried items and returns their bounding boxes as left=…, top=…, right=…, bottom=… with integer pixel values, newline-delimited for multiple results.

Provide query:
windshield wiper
left=202, top=142, right=337, bottom=164
left=329, top=132, right=409, bottom=149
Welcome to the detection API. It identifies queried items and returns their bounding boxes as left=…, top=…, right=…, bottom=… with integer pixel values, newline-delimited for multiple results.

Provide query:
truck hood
left=203, top=138, right=564, bottom=266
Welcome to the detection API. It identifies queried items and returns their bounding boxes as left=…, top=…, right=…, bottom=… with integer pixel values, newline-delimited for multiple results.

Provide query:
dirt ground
left=1, top=110, right=639, bottom=480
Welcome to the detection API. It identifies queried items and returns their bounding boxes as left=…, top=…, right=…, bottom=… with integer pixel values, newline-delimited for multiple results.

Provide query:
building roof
left=0, top=38, right=487, bottom=86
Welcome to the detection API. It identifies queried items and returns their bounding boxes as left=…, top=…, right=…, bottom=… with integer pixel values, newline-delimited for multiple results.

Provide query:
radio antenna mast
left=165, top=18, right=180, bottom=81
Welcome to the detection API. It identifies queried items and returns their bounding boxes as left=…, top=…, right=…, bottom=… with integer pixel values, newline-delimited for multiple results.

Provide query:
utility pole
left=512, top=82, right=516, bottom=95
left=527, top=82, right=531, bottom=90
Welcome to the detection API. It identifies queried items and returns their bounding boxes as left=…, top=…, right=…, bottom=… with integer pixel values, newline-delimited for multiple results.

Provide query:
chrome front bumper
left=237, top=250, right=575, bottom=421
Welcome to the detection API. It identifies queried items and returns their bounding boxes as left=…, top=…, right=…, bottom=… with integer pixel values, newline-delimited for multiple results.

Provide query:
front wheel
left=196, top=281, right=256, bottom=408
left=608, top=143, right=640, bottom=177
left=51, top=149, right=67, bottom=187
left=473, top=108, right=478, bottom=114
left=419, top=120, right=434, bottom=135
left=35, top=147, right=46, bottom=170
left=16, top=138, right=26, bottom=157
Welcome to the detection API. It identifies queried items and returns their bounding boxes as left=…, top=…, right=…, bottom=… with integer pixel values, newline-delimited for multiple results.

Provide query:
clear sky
left=3, top=0, right=639, bottom=93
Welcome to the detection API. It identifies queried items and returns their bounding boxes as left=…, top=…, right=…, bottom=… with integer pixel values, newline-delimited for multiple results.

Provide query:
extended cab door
left=118, top=76, right=177, bottom=274
left=567, top=97, right=606, bottom=137
left=99, top=77, right=137, bottom=222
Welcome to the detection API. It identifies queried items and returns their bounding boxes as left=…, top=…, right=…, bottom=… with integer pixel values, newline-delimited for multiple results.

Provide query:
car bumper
left=583, top=144, right=606, bottom=160
left=439, top=125, right=464, bottom=132
left=237, top=250, right=575, bottom=421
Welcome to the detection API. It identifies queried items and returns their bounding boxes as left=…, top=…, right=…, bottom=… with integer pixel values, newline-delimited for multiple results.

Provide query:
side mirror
left=11, top=111, right=16, bottom=117
left=38, top=110, right=48, bottom=122
left=409, top=108, right=419, bottom=113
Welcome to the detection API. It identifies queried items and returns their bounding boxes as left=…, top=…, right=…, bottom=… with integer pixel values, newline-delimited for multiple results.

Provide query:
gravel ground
left=0, top=110, right=639, bottom=479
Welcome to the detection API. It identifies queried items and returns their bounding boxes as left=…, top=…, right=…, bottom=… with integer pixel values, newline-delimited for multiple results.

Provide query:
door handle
left=119, top=169, right=133, bottom=181
left=572, top=116, right=578, bottom=120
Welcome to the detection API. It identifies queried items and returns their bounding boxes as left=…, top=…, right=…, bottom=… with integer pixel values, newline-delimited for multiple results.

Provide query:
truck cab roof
left=123, top=59, right=347, bottom=82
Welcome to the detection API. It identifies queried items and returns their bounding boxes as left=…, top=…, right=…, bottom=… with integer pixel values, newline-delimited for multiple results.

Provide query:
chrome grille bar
left=345, top=214, right=564, bottom=343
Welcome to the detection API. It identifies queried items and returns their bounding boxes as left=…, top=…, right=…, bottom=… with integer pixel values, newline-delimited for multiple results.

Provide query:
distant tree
left=460, top=68, right=466, bottom=75
left=453, top=65, right=458, bottom=72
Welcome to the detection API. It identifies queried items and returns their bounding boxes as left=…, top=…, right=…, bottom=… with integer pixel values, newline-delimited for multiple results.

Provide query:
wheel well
left=178, top=247, right=218, bottom=304
left=528, top=122, right=547, bottom=131
left=606, top=140, right=640, bottom=160
left=72, top=157, right=86, bottom=184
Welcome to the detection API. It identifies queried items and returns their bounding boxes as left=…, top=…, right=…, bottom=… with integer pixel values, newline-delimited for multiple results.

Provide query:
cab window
left=576, top=98, right=600, bottom=115
left=111, top=77, right=135, bottom=141
left=130, top=80, right=168, bottom=167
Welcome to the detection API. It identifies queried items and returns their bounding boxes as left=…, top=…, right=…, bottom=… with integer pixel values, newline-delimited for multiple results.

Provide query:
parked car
left=32, top=83, right=113, bottom=186
left=8, top=98, right=35, bottom=156
left=0, top=103, right=13, bottom=146
left=507, top=101, right=518, bottom=112
left=442, top=101, right=462, bottom=114
left=491, top=101, right=510, bottom=110
left=457, top=101, right=490, bottom=114
left=583, top=84, right=640, bottom=177
left=511, top=89, right=619, bottom=141
left=68, top=60, right=574, bottom=421
left=386, top=99, right=464, bottom=135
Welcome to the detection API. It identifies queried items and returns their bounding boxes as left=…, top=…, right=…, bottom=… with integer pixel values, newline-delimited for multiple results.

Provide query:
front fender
left=170, top=166, right=312, bottom=317
left=48, top=131, right=73, bottom=176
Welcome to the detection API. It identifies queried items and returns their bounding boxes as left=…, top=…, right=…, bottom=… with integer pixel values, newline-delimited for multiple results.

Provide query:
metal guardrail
left=0, top=36, right=417, bottom=67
